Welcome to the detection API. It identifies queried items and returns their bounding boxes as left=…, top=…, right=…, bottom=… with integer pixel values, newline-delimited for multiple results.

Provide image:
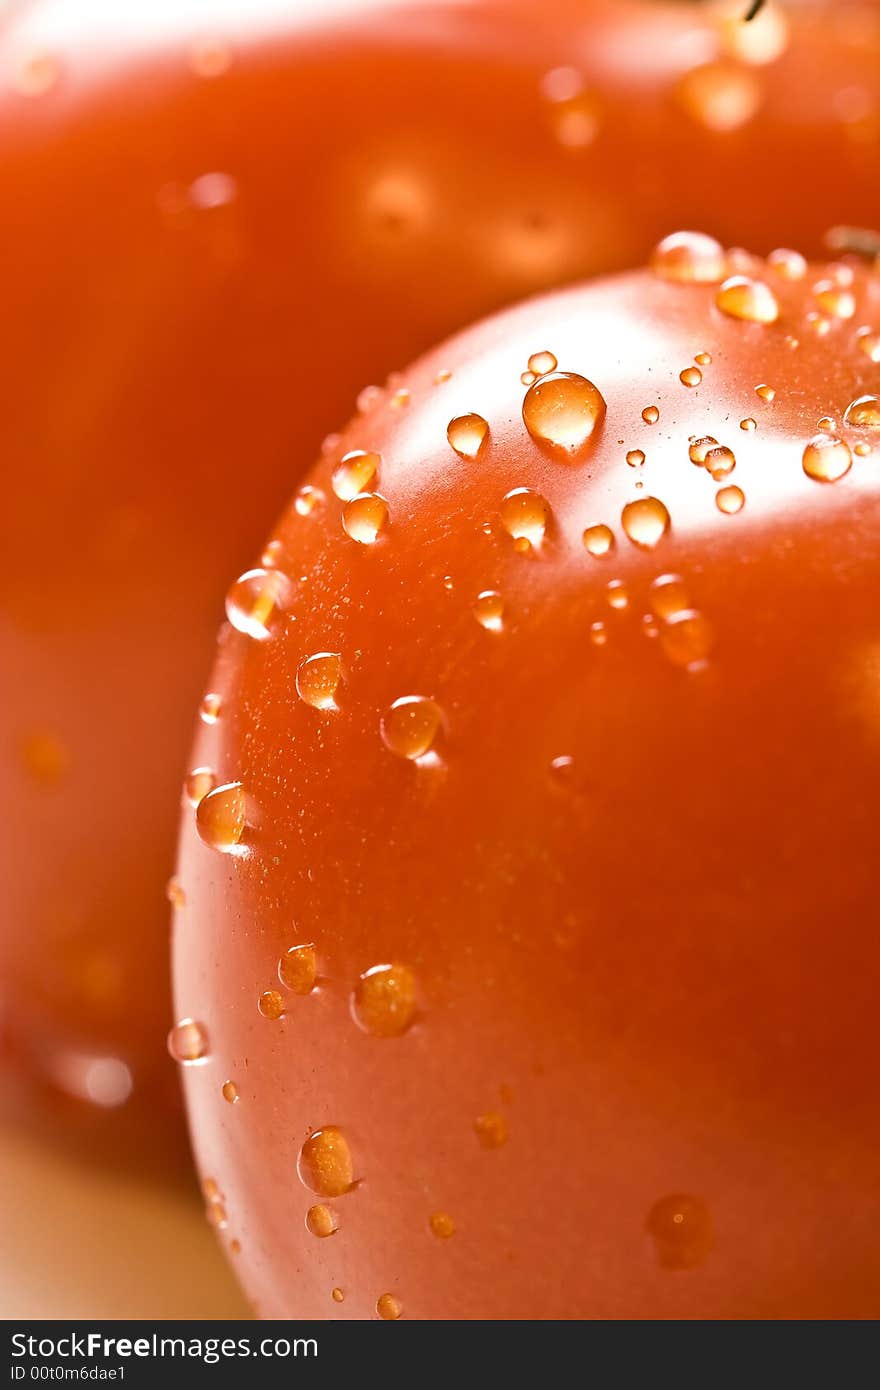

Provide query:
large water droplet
left=500, top=488, right=551, bottom=548
left=381, top=696, right=443, bottom=760
left=226, top=568, right=291, bottom=639
left=447, top=414, right=490, bottom=460
left=843, top=394, right=880, bottom=428
left=522, top=372, right=605, bottom=454
left=715, top=276, right=779, bottom=324
left=342, top=493, right=389, bottom=544
left=802, top=434, right=852, bottom=482
left=195, top=782, right=246, bottom=852
left=621, top=497, right=670, bottom=549
left=332, top=450, right=380, bottom=501
left=352, top=963, right=417, bottom=1037
left=298, top=1127, right=354, bottom=1197
left=296, top=653, right=343, bottom=710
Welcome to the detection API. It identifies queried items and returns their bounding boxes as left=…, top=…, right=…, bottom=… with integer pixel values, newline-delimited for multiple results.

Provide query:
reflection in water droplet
left=279, top=944, right=317, bottom=995
left=352, top=963, right=417, bottom=1037
left=679, top=366, right=702, bottom=388
left=296, top=653, right=343, bottom=710
left=377, top=1293, right=402, bottom=1320
left=184, top=766, right=216, bottom=808
left=621, top=497, right=670, bottom=549
left=342, top=493, right=389, bottom=544
left=473, top=590, right=505, bottom=630
left=716, top=485, right=745, bottom=514
left=650, top=231, right=725, bottom=284
left=381, top=696, right=443, bottom=760
left=298, top=1127, right=354, bottom=1197
left=306, top=1205, right=338, bottom=1238
left=646, top=1193, right=713, bottom=1269
left=522, top=372, right=606, bottom=453
left=583, top=523, right=615, bottom=557
left=642, top=405, right=660, bottom=425
left=195, top=782, right=246, bottom=852
left=167, top=1019, right=209, bottom=1064
left=802, top=434, right=852, bottom=482
left=222, top=1080, right=239, bottom=1104
left=447, top=414, right=490, bottom=459
left=332, top=450, right=380, bottom=501
left=474, top=1112, right=508, bottom=1148
left=500, top=488, right=551, bottom=548
left=715, top=276, right=779, bottom=324
left=844, top=395, right=880, bottom=428
left=226, top=568, right=291, bottom=639
left=430, top=1212, right=456, bottom=1239
left=660, top=610, right=714, bottom=669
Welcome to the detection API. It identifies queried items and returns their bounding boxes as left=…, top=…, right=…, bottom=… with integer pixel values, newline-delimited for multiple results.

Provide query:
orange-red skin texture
left=174, top=257, right=880, bottom=1317
left=2, top=0, right=880, bottom=1154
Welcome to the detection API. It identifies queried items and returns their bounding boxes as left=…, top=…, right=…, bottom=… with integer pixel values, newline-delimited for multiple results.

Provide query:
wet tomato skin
left=174, top=250, right=880, bottom=1317
left=2, top=0, right=880, bottom=1156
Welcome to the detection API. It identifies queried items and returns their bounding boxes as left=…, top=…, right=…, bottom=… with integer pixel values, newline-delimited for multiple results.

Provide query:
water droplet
left=167, top=1019, right=209, bottom=1064
left=306, top=1205, right=338, bottom=1238
left=206, top=1199, right=228, bottom=1229
left=621, top=497, right=671, bottom=549
left=500, top=488, right=551, bottom=548
left=675, top=60, right=761, bottom=131
left=166, top=876, right=186, bottom=909
left=582, top=524, right=615, bottom=557
left=854, top=442, right=872, bottom=457
left=740, top=417, right=757, bottom=431
left=522, top=372, right=605, bottom=454
left=222, top=1080, right=239, bottom=1104
left=755, top=383, right=776, bottom=402
left=679, top=366, right=702, bottom=388
left=295, top=484, right=325, bottom=517
left=528, top=350, right=558, bottom=376
left=473, top=590, right=505, bottom=631
left=474, top=1112, right=508, bottom=1149
left=229, top=1239, right=241, bottom=1255
left=843, top=394, right=880, bottom=428
left=716, top=485, right=745, bottom=514
left=767, top=247, right=806, bottom=279
left=199, top=692, right=222, bottom=724
left=694, top=352, right=712, bottom=367
left=813, top=280, right=855, bottom=320
left=342, top=493, right=389, bottom=544
left=352, top=963, right=417, bottom=1037
left=521, top=371, right=537, bottom=386
left=447, top=414, right=490, bottom=460
left=642, top=405, right=660, bottom=424
left=258, top=990, right=286, bottom=1020
left=226, top=568, right=291, bottom=639
left=184, top=766, right=216, bottom=808
left=802, top=434, right=852, bottom=482
left=719, top=1, right=789, bottom=64
left=589, top=620, right=607, bottom=646
left=715, top=276, right=779, bottom=324
left=689, top=436, right=736, bottom=479
left=660, top=610, right=714, bottom=669
left=626, top=449, right=646, bottom=468
left=332, top=450, right=380, bottom=501
left=650, top=574, right=691, bottom=620
left=430, top=1211, right=456, bottom=1239
left=298, top=1127, right=354, bottom=1197
left=435, top=368, right=452, bottom=384
left=856, top=327, right=880, bottom=363
left=377, top=1293, right=402, bottom=1320
left=195, top=782, right=246, bottom=852
left=650, top=231, right=725, bottom=284
left=646, top=1193, right=713, bottom=1269
left=261, top=539, right=283, bottom=569
left=381, top=696, right=443, bottom=761
left=606, top=580, right=629, bottom=610
left=817, top=417, right=836, bottom=433
left=279, top=944, right=317, bottom=995
left=189, top=171, right=238, bottom=210
left=296, top=652, right=343, bottom=710
left=332, top=1288, right=345, bottom=1304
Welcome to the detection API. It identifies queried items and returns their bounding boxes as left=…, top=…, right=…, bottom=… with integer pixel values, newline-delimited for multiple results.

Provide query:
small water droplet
left=621, top=497, right=671, bottom=549
left=167, top=1019, right=209, bottom=1064
left=589, top=620, right=608, bottom=646
left=817, top=417, right=836, bottom=433
left=199, top=692, right=222, bottom=724
left=226, top=568, right=291, bottom=639
left=642, top=405, right=660, bottom=424
left=740, top=417, right=757, bottom=431
left=716, top=485, right=745, bottom=514
left=447, top=414, right=490, bottom=460
left=352, top=963, right=417, bottom=1037
left=843, top=394, right=880, bottom=428
left=679, top=366, right=702, bottom=388
left=650, top=231, right=725, bottom=284
left=429, top=1211, right=456, bottom=1239
left=715, top=276, right=779, bottom=324
left=332, top=1288, right=345, bottom=1304
left=689, top=436, right=736, bottom=479
left=435, top=368, right=452, bottom=384
left=854, top=442, right=872, bottom=458
left=258, top=990, right=286, bottom=1020
left=647, top=1193, right=713, bottom=1269
left=377, top=1293, right=402, bottom=1320
left=381, top=696, right=443, bottom=761
left=521, top=371, right=537, bottom=386
left=650, top=574, right=691, bottom=620
left=528, top=350, right=558, bottom=376
left=855, top=327, right=880, bottom=363
left=195, top=782, right=246, bottom=852
left=522, top=372, right=605, bottom=454
left=660, top=610, right=714, bottom=669
left=306, top=1205, right=338, bottom=1238
left=813, top=280, right=855, bottom=320
left=767, top=247, right=806, bottom=279
left=184, top=766, right=216, bottom=808
left=802, top=434, right=852, bottom=482
left=500, top=488, right=551, bottom=548
left=474, top=1112, right=508, bottom=1149
left=295, top=484, right=325, bottom=517
left=626, top=448, right=646, bottom=468
left=206, top=1199, right=228, bottom=1229
left=222, top=1079, right=239, bottom=1104
left=332, top=450, right=380, bottom=501
left=342, top=493, right=389, bottom=544
left=754, top=383, right=776, bottom=402
left=279, top=944, right=317, bottom=995
left=296, top=652, right=343, bottom=710
left=606, top=580, right=629, bottom=610
left=675, top=60, right=761, bottom=131
left=166, top=876, right=186, bottom=909
left=582, top=523, right=615, bottom=557
left=473, top=590, right=505, bottom=630
left=694, top=351, right=712, bottom=367
left=298, top=1127, right=354, bottom=1197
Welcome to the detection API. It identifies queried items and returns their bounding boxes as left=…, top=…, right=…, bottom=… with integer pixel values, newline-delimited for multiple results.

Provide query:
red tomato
left=2, top=0, right=879, bottom=1159
left=174, top=242, right=880, bottom=1318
